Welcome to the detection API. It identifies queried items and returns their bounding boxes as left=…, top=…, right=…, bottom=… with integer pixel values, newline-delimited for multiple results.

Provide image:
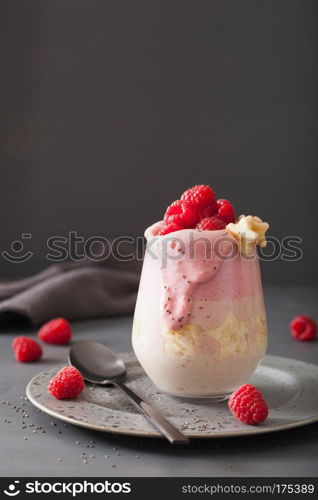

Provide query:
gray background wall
left=0, top=0, right=317, bottom=283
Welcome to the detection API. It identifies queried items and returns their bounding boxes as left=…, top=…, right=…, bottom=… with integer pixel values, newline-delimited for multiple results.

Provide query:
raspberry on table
left=158, top=223, right=184, bottom=235
left=228, top=384, right=268, bottom=425
left=48, top=366, right=84, bottom=400
left=196, top=215, right=226, bottom=231
left=290, top=315, right=316, bottom=341
left=164, top=200, right=200, bottom=228
left=181, top=185, right=215, bottom=209
left=38, top=317, right=72, bottom=345
left=216, top=199, right=236, bottom=224
left=12, top=336, right=43, bottom=362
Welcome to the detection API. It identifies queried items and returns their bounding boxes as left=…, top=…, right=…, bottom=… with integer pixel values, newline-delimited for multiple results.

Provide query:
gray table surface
left=1, top=284, right=317, bottom=477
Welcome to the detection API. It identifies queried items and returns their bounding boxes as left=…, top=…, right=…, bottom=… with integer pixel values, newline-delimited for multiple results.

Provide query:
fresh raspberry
left=229, top=384, right=268, bottom=425
left=216, top=199, right=236, bottom=224
left=196, top=215, right=226, bottom=231
left=158, top=222, right=184, bottom=235
left=164, top=200, right=199, bottom=228
left=38, top=318, right=72, bottom=345
left=290, top=315, right=316, bottom=341
left=181, top=185, right=215, bottom=209
left=198, top=200, right=218, bottom=220
left=12, top=336, right=43, bottom=363
left=48, top=366, right=84, bottom=400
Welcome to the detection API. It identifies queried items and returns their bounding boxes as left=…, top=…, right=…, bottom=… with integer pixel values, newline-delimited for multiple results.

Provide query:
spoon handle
left=111, top=380, right=189, bottom=444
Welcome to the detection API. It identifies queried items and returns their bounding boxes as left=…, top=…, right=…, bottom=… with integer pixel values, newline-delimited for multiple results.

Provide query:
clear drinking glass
left=132, top=223, right=267, bottom=402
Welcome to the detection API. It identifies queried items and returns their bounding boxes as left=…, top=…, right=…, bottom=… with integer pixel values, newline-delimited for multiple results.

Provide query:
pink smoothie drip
left=146, top=222, right=234, bottom=330
left=160, top=253, right=226, bottom=330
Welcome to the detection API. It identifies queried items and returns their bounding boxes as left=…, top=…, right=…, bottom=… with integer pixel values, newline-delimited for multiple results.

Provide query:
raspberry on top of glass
left=158, top=185, right=235, bottom=235
left=153, top=185, right=268, bottom=253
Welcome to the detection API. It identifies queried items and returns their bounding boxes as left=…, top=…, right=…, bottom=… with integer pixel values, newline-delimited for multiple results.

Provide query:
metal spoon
left=69, top=341, right=189, bottom=444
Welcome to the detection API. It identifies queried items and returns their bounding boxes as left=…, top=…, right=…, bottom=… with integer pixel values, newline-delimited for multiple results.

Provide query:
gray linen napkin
left=0, top=259, right=141, bottom=326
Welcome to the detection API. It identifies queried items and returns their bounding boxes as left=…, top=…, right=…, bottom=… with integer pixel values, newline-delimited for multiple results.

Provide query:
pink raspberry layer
left=145, top=222, right=263, bottom=331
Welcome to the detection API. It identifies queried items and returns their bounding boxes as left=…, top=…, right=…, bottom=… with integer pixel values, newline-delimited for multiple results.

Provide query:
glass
left=132, top=225, right=267, bottom=402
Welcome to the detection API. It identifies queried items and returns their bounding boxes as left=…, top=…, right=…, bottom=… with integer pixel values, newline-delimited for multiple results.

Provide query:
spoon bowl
left=69, top=340, right=126, bottom=384
left=69, top=341, right=189, bottom=444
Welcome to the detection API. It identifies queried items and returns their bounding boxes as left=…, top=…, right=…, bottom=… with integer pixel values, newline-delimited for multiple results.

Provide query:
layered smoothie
left=132, top=185, right=269, bottom=400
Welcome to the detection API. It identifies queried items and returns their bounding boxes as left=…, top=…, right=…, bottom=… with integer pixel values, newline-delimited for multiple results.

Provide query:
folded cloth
left=0, top=259, right=141, bottom=326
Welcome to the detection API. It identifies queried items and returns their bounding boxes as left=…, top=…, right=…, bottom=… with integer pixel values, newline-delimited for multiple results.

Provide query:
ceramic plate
left=26, top=354, right=318, bottom=439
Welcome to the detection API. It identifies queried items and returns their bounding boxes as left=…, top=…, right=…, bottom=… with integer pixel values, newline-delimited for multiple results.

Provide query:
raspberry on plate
left=228, top=384, right=268, bottom=425
left=290, top=315, right=316, bottom=341
left=38, top=317, right=72, bottom=345
left=181, top=185, right=215, bottom=209
left=216, top=199, right=236, bottom=224
left=12, top=336, right=43, bottom=363
left=196, top=215, right=226, bottom=231
left=158, top=223, right=184, bottom=235
left=48, top=366, right=84, bottom=400
left=164, top=200, right=199, bottom=229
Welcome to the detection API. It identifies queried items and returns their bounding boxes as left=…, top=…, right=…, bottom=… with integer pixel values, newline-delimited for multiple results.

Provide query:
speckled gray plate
left=26, top=354, right=318, bottom=439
